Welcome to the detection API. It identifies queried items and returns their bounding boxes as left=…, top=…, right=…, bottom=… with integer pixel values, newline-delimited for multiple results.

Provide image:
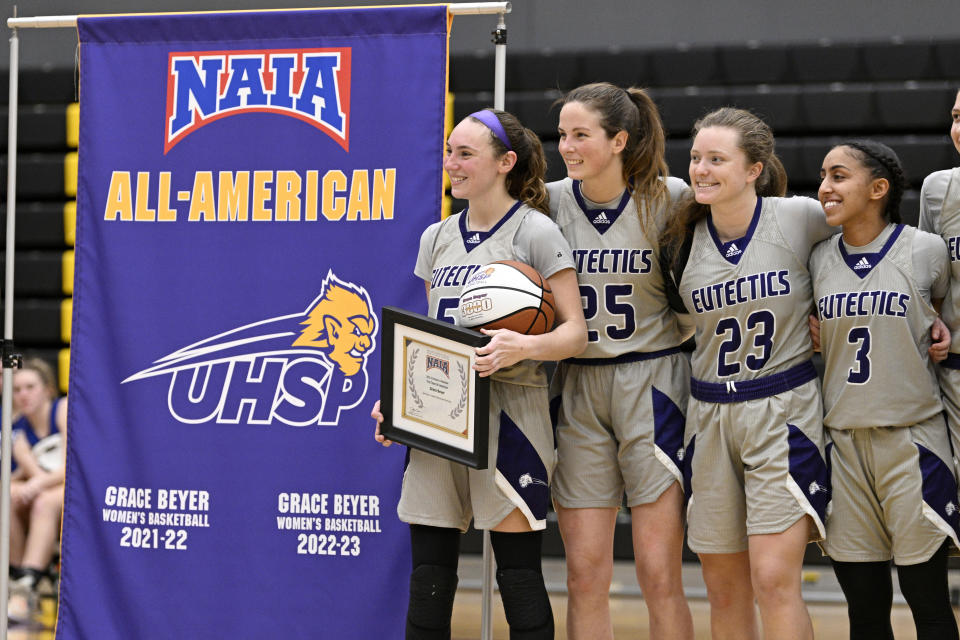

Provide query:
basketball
left=457, top=260, right=556, bottom=335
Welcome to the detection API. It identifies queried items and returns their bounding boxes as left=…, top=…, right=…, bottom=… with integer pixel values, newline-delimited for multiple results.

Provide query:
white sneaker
left=7, top=591, right=34, bottom=624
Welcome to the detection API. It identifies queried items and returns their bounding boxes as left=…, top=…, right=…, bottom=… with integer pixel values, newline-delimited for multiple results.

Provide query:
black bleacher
left=449, top=38, right=960, bottom=562
left=1, top=39, right=957, bottom=560
left=0, top=69, right=75, bottom=388
left=451, top=37, right=960, bottom=201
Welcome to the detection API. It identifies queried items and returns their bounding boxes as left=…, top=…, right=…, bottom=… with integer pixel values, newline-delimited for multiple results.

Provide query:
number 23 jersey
left=679, top=196, right=835, bottom=383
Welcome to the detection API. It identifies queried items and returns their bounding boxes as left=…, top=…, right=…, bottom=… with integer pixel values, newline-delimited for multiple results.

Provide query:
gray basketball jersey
left=679, top=196, right=835, bottom=383
left=415, top=202, right=575, bottom=387
left=811, top=224, right=948, bottom=428
left=919, top=168, right=960, bottom=352
left=548, top=177, right=690, bottom=358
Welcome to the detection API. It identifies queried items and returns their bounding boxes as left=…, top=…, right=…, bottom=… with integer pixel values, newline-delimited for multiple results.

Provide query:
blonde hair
left=662, top=107, right=786, bottom=259
left=16, top=357, right=58, bottom=401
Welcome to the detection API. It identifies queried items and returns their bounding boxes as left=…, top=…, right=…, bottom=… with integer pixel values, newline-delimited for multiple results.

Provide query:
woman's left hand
left=474, top=328, right=529, bottom=377
left=930, top=317, right=951, bottom=362
left=13, top=477, right=44, bottom=506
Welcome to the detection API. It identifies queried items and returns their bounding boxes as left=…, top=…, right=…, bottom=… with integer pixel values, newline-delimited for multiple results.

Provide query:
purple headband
left=468, top=109, right=513, bottom=151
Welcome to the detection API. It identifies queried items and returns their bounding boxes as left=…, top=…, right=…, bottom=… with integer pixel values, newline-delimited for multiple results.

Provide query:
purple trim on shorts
left=682, top=434, right=695, bottom=502
left=917, top=443, right=960, bottom=539
left=496, top=411, right=550, bottom=522
left=468, top=110, right=512, bottom=150
left=787, top=423, right=830, bottom=523
left=566, top=346, right=681, bottom=366
left=652, top=386, right=686, bottom=473
left=690, top=360, right=817, bottom=404
left=941, top=353, right=960, bottom=370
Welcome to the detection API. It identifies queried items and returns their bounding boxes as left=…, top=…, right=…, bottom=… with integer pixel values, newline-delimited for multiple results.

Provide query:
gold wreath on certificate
left=380, top=307, right=490, bottom=469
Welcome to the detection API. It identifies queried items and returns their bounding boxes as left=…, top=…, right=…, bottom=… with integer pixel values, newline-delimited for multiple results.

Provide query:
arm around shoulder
left=919, top=169, right=953, bottom=234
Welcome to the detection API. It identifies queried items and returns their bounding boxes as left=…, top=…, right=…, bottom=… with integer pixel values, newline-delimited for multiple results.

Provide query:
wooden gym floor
left=7, top=558, right=960, bottom=638
left=451, top=556, right=960, bottom=639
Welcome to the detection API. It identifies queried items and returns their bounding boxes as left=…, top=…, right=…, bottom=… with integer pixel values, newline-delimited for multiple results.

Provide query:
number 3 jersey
left=810, top=224, right=949, bottom=429
left=548, top=177, right=690, bottom=359
left=679, top=196, right=836, bottom=384
left=415, top=201, right=575, bottom=387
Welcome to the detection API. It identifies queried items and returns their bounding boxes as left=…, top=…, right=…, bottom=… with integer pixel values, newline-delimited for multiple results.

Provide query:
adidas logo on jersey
left=466, top=233, right=482, bottom=244
left=947, top=501, right=957, bottom=517
left=853, top=257, right=871, bottom=270
left=725, top=243, right=741, bottom=258
left=593, top=211, right=611, bottom=225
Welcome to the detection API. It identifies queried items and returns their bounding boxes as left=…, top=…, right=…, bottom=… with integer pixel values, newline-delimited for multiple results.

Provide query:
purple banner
left=59, top=7, right=449, bottom=638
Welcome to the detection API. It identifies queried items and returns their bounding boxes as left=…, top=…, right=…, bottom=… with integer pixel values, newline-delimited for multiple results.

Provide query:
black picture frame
left=379, top=306, right=490, bottom=469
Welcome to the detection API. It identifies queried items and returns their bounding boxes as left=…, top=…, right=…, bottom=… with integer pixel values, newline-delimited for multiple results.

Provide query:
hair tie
left=469, top=110, right=513, bottom=151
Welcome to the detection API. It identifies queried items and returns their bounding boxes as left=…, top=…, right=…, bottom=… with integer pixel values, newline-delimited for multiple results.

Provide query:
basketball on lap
left=458, top=260, right=556, bottom=335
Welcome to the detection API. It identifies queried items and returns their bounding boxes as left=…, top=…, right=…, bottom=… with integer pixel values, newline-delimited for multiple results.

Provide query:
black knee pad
left=406, top=564, right=458, bottom=640
left=496, top=568, right=554, bottom=640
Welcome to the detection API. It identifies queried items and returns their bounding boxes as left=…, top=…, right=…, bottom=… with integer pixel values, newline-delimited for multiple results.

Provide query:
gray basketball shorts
left=397, top=379, right=555, bottom=532
left=551, top=351, right=690, bottom=509
left=685, top=379, right=827, bottom=554
left=824, top=415, right=960, bottom=564
left=937, top=365, right=960, bottom=473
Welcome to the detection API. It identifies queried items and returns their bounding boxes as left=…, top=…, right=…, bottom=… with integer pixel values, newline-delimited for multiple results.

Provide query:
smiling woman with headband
left=371, top=108, right=586, bottom=639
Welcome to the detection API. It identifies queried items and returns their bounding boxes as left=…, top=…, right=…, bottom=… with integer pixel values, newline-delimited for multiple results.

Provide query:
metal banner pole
left=481, top=11, right=508, bottom=640
left=2, top=20, right=22, bottom=640
left=6, top=6, right=512, bottom=638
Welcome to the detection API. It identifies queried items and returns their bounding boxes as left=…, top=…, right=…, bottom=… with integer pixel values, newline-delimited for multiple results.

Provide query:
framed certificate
left=379, top=306, right=490, bottom=469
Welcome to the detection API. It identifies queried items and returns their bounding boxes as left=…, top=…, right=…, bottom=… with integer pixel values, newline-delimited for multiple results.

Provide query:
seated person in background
left=8, top=358, right=67, bottom=621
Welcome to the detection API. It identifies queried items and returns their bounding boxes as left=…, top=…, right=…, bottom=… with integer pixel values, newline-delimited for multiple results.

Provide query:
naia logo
left=123, top=271, right=376, bottom=427
left=164, top=47, right=351, bottom=154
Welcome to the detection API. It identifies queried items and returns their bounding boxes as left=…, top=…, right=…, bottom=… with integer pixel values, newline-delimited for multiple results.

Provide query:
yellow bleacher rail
left=64, top=201, right=76, bottom=247
left=65, top=151, right=78, bottom=198
left=62, top=250, right=74, bottom=295
left=58, top=348, right=70, bottom=394
left=60, top=298, right=72, bottom=345
left=441, top=92, right=453, bottom=219
left=66, top=102, right=79, bottom=149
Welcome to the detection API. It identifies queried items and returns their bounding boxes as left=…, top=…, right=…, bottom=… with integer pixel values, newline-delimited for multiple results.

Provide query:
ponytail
left=470, top=109, right=549, bottom=214
left=558, top=83, right=670, bottom=232
left=662, top=107, right=785, bottom=269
